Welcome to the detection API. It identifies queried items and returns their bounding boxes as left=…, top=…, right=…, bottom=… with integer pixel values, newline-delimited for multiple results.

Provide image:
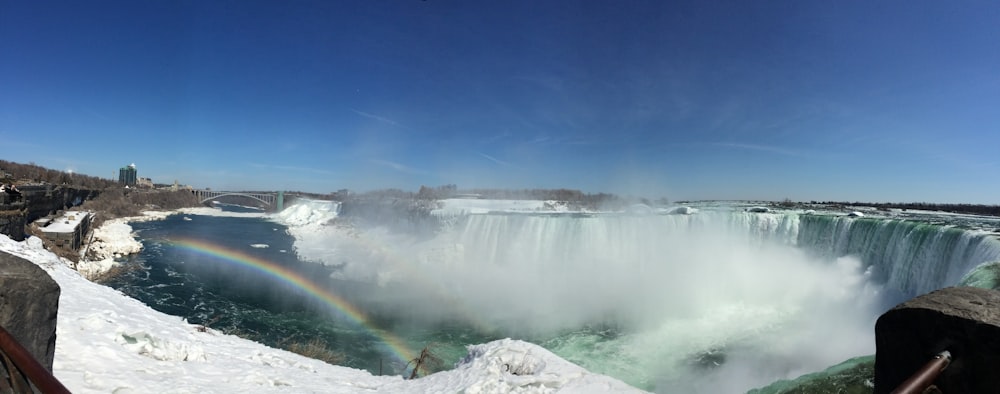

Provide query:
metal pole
left=891, top=350, right=952, bottom=394
left=0, top=325, right=71, bottom=394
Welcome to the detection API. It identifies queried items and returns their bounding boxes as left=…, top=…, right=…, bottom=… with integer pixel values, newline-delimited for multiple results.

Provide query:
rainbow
left=167, top=237, right=414, bottom=365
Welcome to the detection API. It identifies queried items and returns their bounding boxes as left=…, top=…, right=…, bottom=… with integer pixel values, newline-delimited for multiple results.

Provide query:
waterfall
left=278, top=200, right=1000, bottom=392
left=795, top=215, right=1000, bottom=296
left=442, top=211, right=1000, bottom=298
left=450, top=211, right=801, bottom=268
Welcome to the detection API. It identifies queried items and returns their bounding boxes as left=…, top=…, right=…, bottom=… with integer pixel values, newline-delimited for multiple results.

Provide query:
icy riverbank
left=77, top=208, right=270, bottom=278
left=76, top=211, right=172, bottom=278
left=0, top=204, right=643, bottom=393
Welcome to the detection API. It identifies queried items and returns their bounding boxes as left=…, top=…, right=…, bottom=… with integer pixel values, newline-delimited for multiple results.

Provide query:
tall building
left=119, top=163, right=137, bottom=186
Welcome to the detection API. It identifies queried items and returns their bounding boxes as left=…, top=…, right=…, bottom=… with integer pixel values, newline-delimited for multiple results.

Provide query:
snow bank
left=77, top=211, right=183, bottom=278
left=432, top=198, right=550, bottom=215
left=0, top=234, right=643, bottom=393
left=271, top=199, right=347, bottom=267
left=78, top=206, right=276, bottom=278
left=379, top=339, right=642, bottom=393
left=85, top=219, right=141, bottom=261
left=274, top=199, right=338, bottom=226
left=667, top=206, right=698, bottom=215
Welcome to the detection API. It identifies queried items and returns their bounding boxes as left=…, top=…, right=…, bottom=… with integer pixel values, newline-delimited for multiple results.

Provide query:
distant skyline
left=2, top=1, right=999, bottom=203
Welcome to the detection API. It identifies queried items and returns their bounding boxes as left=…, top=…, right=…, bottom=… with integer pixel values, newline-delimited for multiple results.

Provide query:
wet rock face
left=0, top=251, right=60, bottom=371
left=874, top=286, right=1000, bottom=394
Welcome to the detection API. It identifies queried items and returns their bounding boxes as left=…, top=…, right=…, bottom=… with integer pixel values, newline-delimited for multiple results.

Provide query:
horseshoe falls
left=117, top=201, right=1000, bottom=393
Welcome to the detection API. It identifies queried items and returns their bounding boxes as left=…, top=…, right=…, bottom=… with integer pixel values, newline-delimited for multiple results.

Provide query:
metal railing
left=0, top=325, right=70, bottom=394
left=891, top=350, right=952, bottom=394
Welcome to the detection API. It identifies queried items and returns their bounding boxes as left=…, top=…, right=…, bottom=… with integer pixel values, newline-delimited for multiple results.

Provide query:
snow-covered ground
left=76, top=209, right=268, bottom=278
left=76, top=217, right=141, bottom=278
left=0, top=203, right=644, bottom=393
left=36, top=210, right=92, bottom=233
left=272, top=200, right=345, bottom=268
left=432, top=198, right=568, bottom=216
left=75, top=211, right=177, bottom=278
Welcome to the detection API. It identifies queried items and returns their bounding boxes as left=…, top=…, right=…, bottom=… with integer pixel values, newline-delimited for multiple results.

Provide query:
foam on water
left=210, top=200, right=999, bottom=391
left=273, top=203, right=898, bottom=390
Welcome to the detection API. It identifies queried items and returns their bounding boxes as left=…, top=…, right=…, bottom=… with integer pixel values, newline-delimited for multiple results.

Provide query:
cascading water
left=290, top=206, right=878, bottom=391
left=318, top=204, right=1000, bottom=391
left=795, top=214, right=1000, bottom=296
left=113, top=201, right=1000, bottom=393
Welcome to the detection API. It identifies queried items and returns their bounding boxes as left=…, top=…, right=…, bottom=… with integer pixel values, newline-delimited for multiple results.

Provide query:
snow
left=76, top=211, right=181, bottom=278
left=667, top=206, right=698, bottom=215
left=37, top=211, right=91, bottom=233
left=269, top=199, right=345, bottom=268
left=432, top=198, right=551, bottom=215
left=178, top=206, right=268, bottom=218
left=0, top=204, right=644, bottom=393
left=432, top=198, right=700, bottom=217
left=78, top=206, right=269, bottom=277
left=85, top=219, right=141, bottom=260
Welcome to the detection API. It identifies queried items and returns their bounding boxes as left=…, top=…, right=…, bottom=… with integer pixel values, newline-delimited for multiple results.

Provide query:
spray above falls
left=269, top=199, right=1000, bottom=392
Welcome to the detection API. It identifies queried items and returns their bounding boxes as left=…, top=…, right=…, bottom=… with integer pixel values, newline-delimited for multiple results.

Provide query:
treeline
left=460, top=188, right=630, bottom=210
left=356, top=185, right=664, bottom=211
left=363, top=186, right=612, bottom=202
left=814, top=201, right=1000, bottom=217
left=0, top=159, right=115, bottom=189
left=80, top=189, right=202, bottom=227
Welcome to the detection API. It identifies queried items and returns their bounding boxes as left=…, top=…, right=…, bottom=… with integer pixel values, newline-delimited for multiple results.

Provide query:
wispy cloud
left=480, top=131, right=512, bottom=145
left=369, top=159, right=427, bottom=175
left=517, top=134, right=599, bottom=148
left=249, top=163, right=337, bottom=175
left=351, top=109, right=400, bottom=127
left=561, top=136, right=599, bottom=146
left=0, top=133, right=41, bottom=149
left=83, top=107, right=110, bottom=121
left=923, top=150, right=999, bottom=172
left=712, top=142, right=808, bottom=158
left=477, top=152, right=512, bottom=167
left=528, top=135, right=552, bottom=145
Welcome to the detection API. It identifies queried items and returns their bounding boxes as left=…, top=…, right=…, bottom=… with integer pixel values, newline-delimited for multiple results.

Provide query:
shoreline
left=0, top=202, right=642, bottom=392
left=77, top=207, right=272, bottom=278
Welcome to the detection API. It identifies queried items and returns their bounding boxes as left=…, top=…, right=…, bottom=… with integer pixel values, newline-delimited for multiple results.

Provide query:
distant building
left=137, top=177, right=153, bottom=188
left=119, top=163, right=137, bottom=186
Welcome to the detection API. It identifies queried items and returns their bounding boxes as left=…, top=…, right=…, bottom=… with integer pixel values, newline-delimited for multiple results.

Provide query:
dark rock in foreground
left=875, top=286, right=1000, bottom=393
left=0, top=250, right=61, bottom=371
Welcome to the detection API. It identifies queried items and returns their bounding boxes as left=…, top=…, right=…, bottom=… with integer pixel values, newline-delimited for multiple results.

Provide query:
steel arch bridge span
left=192, top=190, right=277, bottom=206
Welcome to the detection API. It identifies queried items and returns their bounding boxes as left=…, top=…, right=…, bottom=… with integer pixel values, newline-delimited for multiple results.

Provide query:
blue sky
left=2, top=1, right=999, bottom=203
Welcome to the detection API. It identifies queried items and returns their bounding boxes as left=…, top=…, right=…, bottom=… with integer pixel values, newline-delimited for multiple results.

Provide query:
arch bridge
left=192, top=190, right=284, bottom=210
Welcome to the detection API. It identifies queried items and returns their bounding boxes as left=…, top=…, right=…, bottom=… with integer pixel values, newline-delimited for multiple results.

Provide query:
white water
left=795, top=214, right=1000, bottom=296
left=2, top=234, right=645, bottom=393
left=272, top=200, right=1000, bottom=391
left=285, top=202, right=998, bottom=391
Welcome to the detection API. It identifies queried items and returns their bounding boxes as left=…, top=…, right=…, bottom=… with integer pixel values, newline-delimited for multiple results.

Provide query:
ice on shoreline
left=77, top=207, right=268, bottom=278
left=0, top=231, right=643, bottom=393
left=76, top=211, right=174, bottom=277
left=84, top=219, right=142, bottom=261
left=178, top=206, right=268, bottom=218
left=270, top=199, right=344, bottom=267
